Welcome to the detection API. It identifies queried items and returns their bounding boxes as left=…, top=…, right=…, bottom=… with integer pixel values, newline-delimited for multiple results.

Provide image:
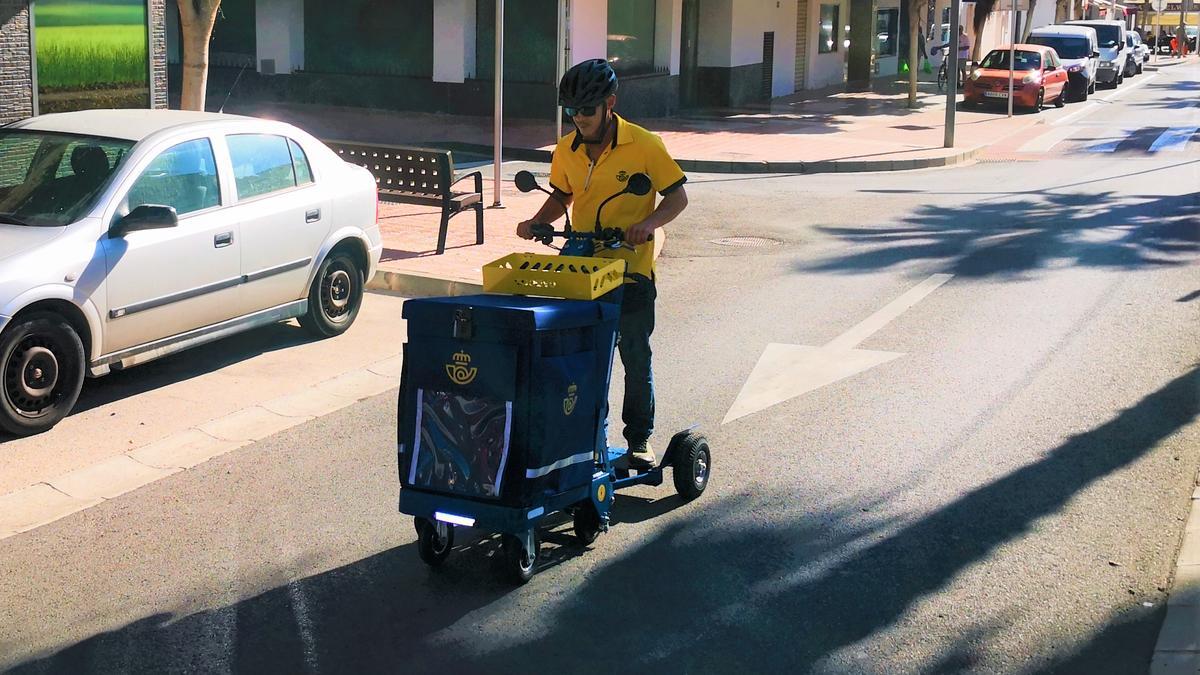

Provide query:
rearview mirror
left=112, top=204, right=177, bottom=237
left=626, top=173, right=652, bottom=196
left=514, top=170, right=540, bottom=193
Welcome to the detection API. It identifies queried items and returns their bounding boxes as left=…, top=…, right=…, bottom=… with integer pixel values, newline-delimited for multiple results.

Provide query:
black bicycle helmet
left=558, top=58, right=618, bottom=107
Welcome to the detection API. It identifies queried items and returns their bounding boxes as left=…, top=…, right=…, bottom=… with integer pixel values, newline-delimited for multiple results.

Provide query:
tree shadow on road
left=12, top=365, right=1197, bottom=673
left=798, top=191, right=1200, bottom=280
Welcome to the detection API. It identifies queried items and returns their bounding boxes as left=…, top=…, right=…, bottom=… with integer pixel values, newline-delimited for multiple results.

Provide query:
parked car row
left=0, top=110, right=383, bottom=435
left=963, top=19, right=1144, bottom=112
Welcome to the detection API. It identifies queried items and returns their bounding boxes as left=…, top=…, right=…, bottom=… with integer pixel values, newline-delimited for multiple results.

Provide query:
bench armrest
left=450, top=170, right=483, bottom=195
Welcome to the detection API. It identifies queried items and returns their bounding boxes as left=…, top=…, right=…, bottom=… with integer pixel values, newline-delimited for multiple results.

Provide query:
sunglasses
left=564, top=105, right=600, bottom=118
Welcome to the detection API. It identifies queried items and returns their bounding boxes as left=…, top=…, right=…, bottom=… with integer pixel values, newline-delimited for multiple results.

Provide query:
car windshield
left=1089, top=25, right=1121, bottom=47
left=980, top=49, right=1043, bottom=70
left=1029, top=36, right=1091, bottom=59
left=0, top=130, right=134, bottom=227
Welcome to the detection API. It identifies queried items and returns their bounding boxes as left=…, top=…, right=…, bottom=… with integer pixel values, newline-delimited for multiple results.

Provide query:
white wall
left=655, top=0, right=684, bottom=74
left=433, top=0, right=476, bottom=82
left=568, top=0, right=608, bottom=64
left=699, top=0, right=734, bottom=66
left=806, top=0, right=850, bottom=88
left=256, top=0, right=303, bottom=74
left=1029, top=0, right=1057, bottom=33
left=695, top=0, right=798, bottom=95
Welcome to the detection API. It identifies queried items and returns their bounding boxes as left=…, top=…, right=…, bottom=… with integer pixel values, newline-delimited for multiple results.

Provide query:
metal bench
left=325, top=141, right=483, bottom=255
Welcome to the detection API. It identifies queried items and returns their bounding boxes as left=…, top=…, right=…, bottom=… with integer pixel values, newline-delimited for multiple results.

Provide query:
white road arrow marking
left=722, top=274, right=953, bottom=425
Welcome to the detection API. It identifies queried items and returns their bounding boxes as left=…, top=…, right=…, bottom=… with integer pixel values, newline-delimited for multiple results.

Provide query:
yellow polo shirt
left=549, top=114, right=686, bottom=280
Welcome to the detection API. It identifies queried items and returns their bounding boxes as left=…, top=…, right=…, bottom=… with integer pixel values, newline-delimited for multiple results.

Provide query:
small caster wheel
left=573, top=504, right=602, bottom=546
left=500, top=532, right=537, bottom=585
left=416, top=518, right=453, bottom=567
left=670, top=432, right=711, bottom=502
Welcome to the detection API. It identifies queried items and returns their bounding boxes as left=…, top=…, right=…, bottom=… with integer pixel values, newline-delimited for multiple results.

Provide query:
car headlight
left=1067, top=64, right=1083, bottom=72
left=1022, top=72, right=1041, bottom=84
left=970, top=69, right=982, bottom=81
left=1100, top=60, right=1113, bottom=67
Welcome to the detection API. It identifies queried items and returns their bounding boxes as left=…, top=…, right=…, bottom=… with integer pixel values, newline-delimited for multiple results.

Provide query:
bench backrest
left=325, top=141, right=454, bottom=198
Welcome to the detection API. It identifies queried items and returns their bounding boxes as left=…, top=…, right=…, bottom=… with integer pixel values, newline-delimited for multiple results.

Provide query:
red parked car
left=964, top=44, right=1070, bottom=112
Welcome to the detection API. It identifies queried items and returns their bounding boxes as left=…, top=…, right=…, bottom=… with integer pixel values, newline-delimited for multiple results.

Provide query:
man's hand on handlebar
left=516, top=220, right=534, bottom=240
left=625, top=219, right=658, bottom=246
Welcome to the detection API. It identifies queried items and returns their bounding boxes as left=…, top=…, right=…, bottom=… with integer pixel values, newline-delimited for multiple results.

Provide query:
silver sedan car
left=0, top=109, right=382, bottom=436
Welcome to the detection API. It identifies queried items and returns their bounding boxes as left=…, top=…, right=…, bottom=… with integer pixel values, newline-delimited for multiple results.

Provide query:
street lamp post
left=1008, top=0, right=1017, bottom=117
left=493, top=0, right=504, bottom=207
left=944, top=0, right=961, bottom=147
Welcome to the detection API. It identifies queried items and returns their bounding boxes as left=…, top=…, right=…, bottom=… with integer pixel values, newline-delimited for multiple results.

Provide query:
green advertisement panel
left=35, top=0, right=150, bottom=113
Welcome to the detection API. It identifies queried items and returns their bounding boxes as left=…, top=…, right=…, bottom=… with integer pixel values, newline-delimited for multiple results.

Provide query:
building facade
left=0, top=0, right=168, bottom=124
left=172, top=0, right=894, bottom=119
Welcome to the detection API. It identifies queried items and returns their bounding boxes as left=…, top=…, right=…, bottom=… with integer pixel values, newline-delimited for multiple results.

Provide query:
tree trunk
left=908, top=0, right=922, bottom=107
left=177, top=0, right=222, bottom=111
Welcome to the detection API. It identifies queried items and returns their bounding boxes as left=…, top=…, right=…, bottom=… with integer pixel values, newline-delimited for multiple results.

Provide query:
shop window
left=876, top=8, right=899, bottom=56
left=304, top=0, right=433, bottom=78
left=608, top=0, right=657, bottom=74
left=819, top=5, right=840, bottom=54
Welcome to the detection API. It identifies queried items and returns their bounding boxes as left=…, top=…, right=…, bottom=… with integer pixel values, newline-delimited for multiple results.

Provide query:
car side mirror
left=111, top=204, right=178, bottom=237
left=625, top=173, right=652, bottom=196
left=1093, top=51, right=1100, bottom=57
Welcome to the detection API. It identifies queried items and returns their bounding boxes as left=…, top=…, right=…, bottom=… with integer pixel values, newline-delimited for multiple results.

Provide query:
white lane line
left=1053, top=101, right=1101, bottom=127
left=1019, top=126, right=1082, bottom=152
left=1149, top=126, right=1199, bottom=152
left=825, top=274, right=955, bottom=351
left=1052, top=72, right=1160, bottom=127
left=1103, top=71, right=1160, bottom=102
left=1083, top=128, right=1137, bottom=153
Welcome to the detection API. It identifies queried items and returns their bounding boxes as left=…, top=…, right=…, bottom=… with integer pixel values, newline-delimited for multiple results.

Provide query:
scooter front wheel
left=500, top=533, right=538, bottom=584
left=573, top=503, right=602, bottom=546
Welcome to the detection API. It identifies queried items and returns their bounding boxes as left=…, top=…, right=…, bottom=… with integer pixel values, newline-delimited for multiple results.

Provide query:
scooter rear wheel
left=416, top=518, right=454, bottom=567
left=671, top=432, right=712, bottom=501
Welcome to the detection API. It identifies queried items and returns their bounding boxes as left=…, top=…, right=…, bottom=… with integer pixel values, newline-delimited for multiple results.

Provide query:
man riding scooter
left=516, top=59, right=689, bottom=470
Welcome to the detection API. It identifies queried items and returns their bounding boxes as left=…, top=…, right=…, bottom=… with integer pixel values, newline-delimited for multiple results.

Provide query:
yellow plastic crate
left=482, top=253, right=626, bottom=300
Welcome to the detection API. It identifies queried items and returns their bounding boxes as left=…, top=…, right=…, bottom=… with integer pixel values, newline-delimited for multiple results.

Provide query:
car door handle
left=214, top=232, right=234, bottom=248
left=305, top=209, right=321, bottom=223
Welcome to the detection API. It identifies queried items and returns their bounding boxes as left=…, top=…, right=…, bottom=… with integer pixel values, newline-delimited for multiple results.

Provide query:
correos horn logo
left=446, top=351, right=477, bottom=385
left=563, top=383, right=578, bottom=415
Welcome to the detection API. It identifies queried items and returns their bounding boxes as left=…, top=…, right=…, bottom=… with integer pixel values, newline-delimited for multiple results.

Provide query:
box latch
left=453, top=307, right=474, bottom=339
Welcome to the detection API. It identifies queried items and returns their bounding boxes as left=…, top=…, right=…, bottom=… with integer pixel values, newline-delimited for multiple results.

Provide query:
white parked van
left=1065, top=20, right=1128, bottom=87
left=1028, top=25, right=1100, bottom=101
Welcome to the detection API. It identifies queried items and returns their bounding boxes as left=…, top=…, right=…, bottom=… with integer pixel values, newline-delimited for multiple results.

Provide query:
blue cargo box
left=397, top=294, right=619, bottom=510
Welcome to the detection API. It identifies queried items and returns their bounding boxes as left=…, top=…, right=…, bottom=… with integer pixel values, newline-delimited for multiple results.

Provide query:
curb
left=449, top=143, right=985, bottom=175
left=1149, top=485, right=1200, bottom=674
left=367, top=269, right=483, bottom=297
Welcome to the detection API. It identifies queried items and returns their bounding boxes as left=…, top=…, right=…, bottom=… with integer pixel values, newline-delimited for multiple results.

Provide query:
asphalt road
left=1, top=62, right=1197, bottom=674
